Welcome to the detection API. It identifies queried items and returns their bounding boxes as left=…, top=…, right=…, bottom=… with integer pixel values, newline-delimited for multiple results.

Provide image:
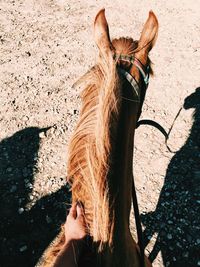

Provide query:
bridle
left=114, top=53, right=178, bottom=151
left=114, top=54, right=150, bottom=87
left=114, top=53, right=150, bottom=123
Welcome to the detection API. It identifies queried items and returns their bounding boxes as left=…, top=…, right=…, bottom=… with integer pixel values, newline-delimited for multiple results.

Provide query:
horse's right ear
left=94, top=9, right=113, bottom=57
left=136, top=11, right=158, bottom=64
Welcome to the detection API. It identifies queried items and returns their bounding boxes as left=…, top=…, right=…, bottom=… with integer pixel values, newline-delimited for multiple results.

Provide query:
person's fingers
left=69, top=202, right=77, bottom=218
left=76, top=202, right=84, bottom=218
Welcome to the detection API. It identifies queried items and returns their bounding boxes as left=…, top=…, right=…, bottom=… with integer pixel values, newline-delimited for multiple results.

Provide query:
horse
left=39, top=8, right=158, bottom=267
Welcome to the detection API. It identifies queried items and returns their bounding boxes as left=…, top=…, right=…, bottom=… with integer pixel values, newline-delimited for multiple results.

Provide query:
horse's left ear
left=94, top=9, right=113, bottom=58
left=136, top=11, right=158, bottom=62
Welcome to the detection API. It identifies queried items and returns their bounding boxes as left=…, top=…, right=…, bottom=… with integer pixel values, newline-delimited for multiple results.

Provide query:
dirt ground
left=1, top=0, right=200, bottom=266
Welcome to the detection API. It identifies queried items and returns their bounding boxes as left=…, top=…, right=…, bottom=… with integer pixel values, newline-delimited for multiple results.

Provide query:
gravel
left=1, top=0, right=200, bottom=267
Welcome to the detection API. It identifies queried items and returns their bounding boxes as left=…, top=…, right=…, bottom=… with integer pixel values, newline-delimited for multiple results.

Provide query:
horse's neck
left=112, top=101, right=138, bottom=221
left=103, top=102, right=140, bottom=267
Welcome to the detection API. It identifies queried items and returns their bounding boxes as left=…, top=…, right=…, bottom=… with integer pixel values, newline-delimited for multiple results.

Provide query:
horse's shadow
left=0, top=127, right=70, bottom=267
left=141, top=87, right=200, bottom=267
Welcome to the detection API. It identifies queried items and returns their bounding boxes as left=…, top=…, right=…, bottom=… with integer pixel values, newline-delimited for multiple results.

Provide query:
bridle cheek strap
left=118, top=67, right=140, bottom=101
left=114, top=54, right=150, bottom=87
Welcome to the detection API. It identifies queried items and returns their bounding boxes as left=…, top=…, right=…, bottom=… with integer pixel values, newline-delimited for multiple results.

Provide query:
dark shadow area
left=141, top=87, right=200, bottom=267
left=0, top=127, right=70, bottom=267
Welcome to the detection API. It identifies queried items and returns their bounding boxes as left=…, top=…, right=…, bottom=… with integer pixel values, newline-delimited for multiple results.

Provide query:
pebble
left=167, top=233, right=172, bottom=240
left=182, top=251, right=189, bottom=257
left=160, top=223, right=165, bottom=228
left=196, top=239, right=200, bottom=245
left=10, top=185, right=17, bottom=193
left=18, top=207, right=24, bottom=214
left=18, top=198, right=23, bottom=204
left=19, top=245, right=27, bottom=252
left=46, top=215, right=52, bottom=224
left=22, top=116, right=29, bottom=122
left=39, top=132, right=46, bottom=139
left=23, top=172, right=29, bottom=178
left=25, top=182, right=33, bottom=189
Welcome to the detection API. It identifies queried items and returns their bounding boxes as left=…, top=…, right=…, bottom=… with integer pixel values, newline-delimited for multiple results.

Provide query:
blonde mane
left=67, top=52, right=121, bottom=247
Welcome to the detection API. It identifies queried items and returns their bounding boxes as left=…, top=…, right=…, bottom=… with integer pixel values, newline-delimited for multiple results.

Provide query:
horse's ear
left=136, top=11, right=158, bottom=62
left=94, top=9, right=113, bottom=57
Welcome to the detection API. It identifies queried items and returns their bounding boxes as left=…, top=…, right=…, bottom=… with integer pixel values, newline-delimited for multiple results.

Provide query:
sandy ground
left=1, top=0, right=200, bottom=266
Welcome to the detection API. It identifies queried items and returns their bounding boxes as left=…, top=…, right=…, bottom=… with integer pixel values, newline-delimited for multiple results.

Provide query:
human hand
left=64, top=202, right=87, bottom=245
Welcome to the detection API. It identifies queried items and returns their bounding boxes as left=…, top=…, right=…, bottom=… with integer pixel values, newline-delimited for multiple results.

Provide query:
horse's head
left=184, top=87, right=200, bottom=110
left=94, top=9, right=158, bottom=122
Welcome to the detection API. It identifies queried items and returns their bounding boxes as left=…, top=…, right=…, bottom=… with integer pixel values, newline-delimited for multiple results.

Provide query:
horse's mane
left=67, top=51, right=121, bottom=248
left=39, top=38, right=153, bottom=266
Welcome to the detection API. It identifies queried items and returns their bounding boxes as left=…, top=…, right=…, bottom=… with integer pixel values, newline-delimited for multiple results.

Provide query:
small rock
left=167, top=234, right=172, bottom=240
left=55, top=130, right=60, bottom=136
left=23, top=168, right=29, bottom=177
left=182, top=251, right=189, bottom=257
left=196, top=239, right=200, bottom=245
left=22, top=116, right=29, bottom=122
left=18, top=208, right=24, bottom=214
left=19, top=245, right=27, bottom=252
left=39, top=132, right=46, bottom=139
left=25, top=51, right=31, bottom=56
left=46, top=215, right=52, bottom=224
left=25, top=182, right=33, bottom=189
left=160, top=223, right=165, bottom=228
left=18, top=199, right=23, bottom=204
left=10, top=185, right=17, bottom=193
left=6, top=167, right=12, bottom=172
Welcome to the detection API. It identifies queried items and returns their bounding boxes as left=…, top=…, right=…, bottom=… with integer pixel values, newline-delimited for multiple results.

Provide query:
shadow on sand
left=141, top=88, right=200, bottom=267
left=0, top=127, right=70, bottom=267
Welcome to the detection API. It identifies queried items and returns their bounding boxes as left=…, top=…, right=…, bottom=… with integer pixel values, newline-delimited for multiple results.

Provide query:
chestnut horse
left=39, top=9, right=158, bottom=267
